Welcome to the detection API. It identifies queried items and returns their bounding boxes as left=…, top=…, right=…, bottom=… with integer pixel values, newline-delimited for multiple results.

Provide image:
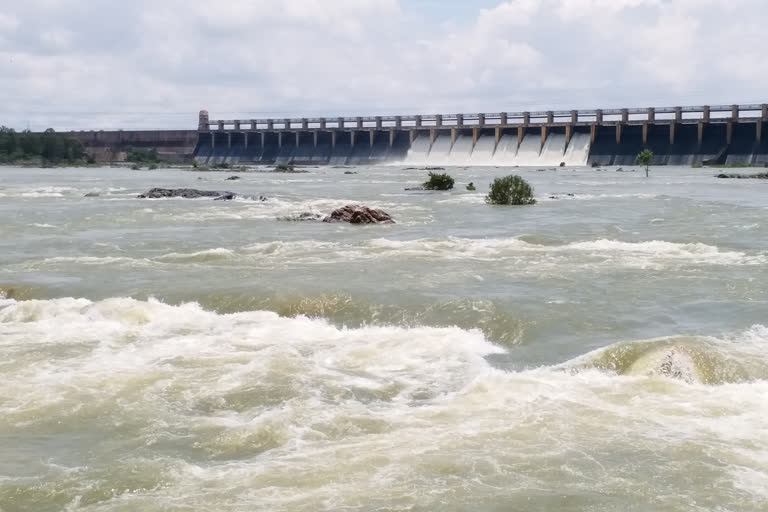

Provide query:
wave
left=0, top=186, right=133, bottom=199
left=156, top=248, right=236, bottom=263
left=39, top=256, right=153, bottom=267
left=567, top=328, right=768, bottom=384
left=2, top=297, right=766, bottom=509
left=195, top=292, right=526, bottom=347
left=361, top=237, right=764, bottom=267
left=22, top=237, right=765, bottom=272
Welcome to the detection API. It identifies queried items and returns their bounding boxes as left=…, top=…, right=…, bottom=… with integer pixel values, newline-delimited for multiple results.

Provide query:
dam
left=71, top=104, right=768, bottom=166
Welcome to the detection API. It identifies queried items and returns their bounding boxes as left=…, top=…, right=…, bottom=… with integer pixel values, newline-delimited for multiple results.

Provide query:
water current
left=1, top=165, right=767, bottom=511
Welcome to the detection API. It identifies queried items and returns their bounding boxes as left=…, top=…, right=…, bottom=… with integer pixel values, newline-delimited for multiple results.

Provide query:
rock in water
left=84, top=192, right=100, bottom=197
left=225, top=176, right=241, bottom=181
left=716, top=173, right=768, bottom=179
left=323, top=205, right=395, bottom=224
left=278, top=212, right=325, bottom=222
left=138, top=188, right=237, bottom=200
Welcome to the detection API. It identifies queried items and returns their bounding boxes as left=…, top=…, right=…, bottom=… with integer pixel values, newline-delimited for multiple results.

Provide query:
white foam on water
left=156, top=248, right=237, bottom=263
left=361, top=237, right=765, bottom=267
left=0, top=186, right=79, bottom=198
left=565, top=239, right=765, bottom=266
left=22, top=237, right=764, bottom=273
left=38, top=256, right=153, bottom=267
left=1, top=297, right=766, bottom=509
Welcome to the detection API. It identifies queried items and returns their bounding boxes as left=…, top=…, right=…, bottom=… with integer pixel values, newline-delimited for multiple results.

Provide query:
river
left=1, top=165, right=766, bottom=511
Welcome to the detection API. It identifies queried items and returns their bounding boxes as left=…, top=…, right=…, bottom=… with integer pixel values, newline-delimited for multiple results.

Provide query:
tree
left=485, top=175, right=536, bottom=205
left=637, top=149, right=653, bottom=177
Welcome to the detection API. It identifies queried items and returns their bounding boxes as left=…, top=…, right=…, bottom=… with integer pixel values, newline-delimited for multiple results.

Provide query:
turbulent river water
left=1, top=165, right=767, bottom=511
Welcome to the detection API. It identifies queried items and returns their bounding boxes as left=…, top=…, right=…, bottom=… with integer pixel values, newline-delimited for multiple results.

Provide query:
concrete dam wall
left=194, top=105, right=768, bottom=166
left=69, top=130, right=198, bottom=162
left=69, top=104, right=768, bottom=166
left=193, top=123, right=767, bottom=167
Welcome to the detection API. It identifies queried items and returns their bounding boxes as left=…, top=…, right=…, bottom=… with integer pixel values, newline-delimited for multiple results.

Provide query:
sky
left=1, top=0, right=767, bottom=130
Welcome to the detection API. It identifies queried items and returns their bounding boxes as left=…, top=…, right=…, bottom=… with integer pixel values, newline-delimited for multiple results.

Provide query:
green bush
left=148, top=163, right=159, bottom=170
left=485, top=175, right=536, bottom=205
left=423, top=172, right=455, bottom=190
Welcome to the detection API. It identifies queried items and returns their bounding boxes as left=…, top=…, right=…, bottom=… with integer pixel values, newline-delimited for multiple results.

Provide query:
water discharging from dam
left=404, top=132, right=591, bottom=167
left=186, top=104, right=768, bottom=167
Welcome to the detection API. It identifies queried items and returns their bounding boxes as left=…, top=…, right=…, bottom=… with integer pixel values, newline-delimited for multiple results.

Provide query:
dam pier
left=71, top=103, right=768, bottom=166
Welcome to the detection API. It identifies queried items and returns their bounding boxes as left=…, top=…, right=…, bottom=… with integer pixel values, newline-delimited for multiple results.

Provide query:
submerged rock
left=225, top=176, right=241, bottom=181
left=343, top=171, right=357, bottom=175
left=272, top=164, right=309, bottom=173
left=323, top=205, right=395, bottom=224
left=716, top=173, right=768, bottom=179
left=278, top=212, right=325, bottom=222
left=84, top=192, right=100, bottom=197
left=136, top=188, right=263, bottom=201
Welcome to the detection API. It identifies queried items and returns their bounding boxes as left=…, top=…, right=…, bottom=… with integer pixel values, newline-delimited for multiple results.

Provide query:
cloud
left=0, top=0, right=766, bottom=130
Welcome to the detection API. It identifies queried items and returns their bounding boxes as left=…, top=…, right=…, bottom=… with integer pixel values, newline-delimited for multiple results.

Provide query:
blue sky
left=1, top=0, right=766, bottom=130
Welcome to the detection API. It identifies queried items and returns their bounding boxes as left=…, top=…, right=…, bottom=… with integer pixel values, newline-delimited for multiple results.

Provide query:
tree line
left=0, top=127, right=86, bottom=164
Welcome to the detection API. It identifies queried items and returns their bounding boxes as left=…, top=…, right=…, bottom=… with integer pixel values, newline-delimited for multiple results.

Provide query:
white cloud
left=0, top=0, right=766, bottom=130
left=556, top=0, right=661, bottom=21
left=0, top=12, right=19, bottom=32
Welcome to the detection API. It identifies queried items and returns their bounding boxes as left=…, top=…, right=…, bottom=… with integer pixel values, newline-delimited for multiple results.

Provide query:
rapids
left=1, top=164, right=767, bottom=510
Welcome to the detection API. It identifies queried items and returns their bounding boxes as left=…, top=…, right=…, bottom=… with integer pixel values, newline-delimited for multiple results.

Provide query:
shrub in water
left=485, top=175, right=536, bottom=205
left=423, top=172, right=455, bottom=191
left=466, top=182, right=476, bottom=191
left=637, top=149, right=653, bottom=177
